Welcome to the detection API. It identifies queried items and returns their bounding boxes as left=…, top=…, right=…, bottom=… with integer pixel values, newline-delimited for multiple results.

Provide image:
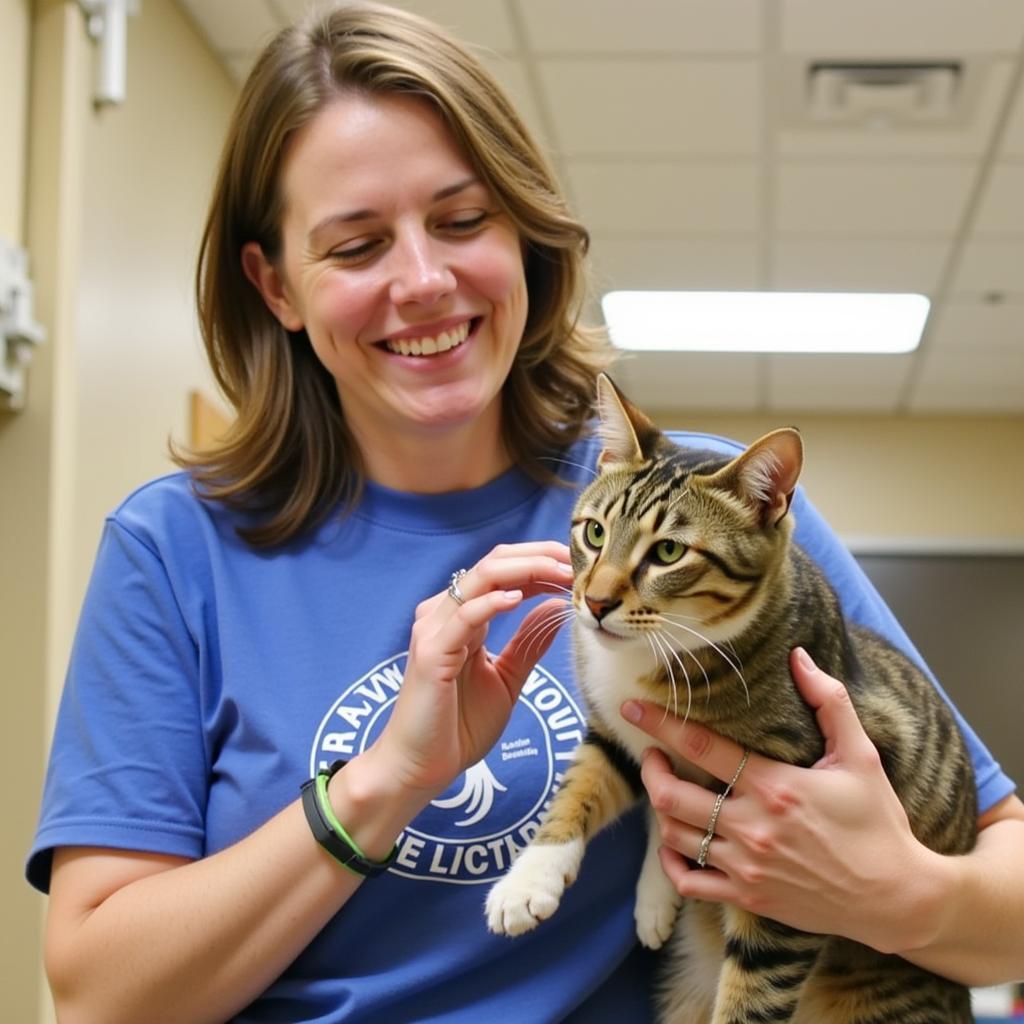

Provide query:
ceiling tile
left=517, top=0, right=762, bottom=54
left=776, top=60, right=1016, bottom=159
left=972, top=161, right=1024, bottom=234
left=925, top=299, right=1024, bottom=354
left=590, top=237, right=761, bottom=293
left=772, top=240, right=951, bottom=293
left=776, top=161, right=976, bottom=235
left=951, top=239, right=1024, bottom=294
left=476, top=55, right=549, bottom=147
left=767, top=354, right=914, bottom=412
left=224, top=53, right=259, bottom=85
left=612, top=352, right=761, bottom=412
left=393, top=0, right=518, bottom=51
left=273, top=0, right=517, bottom=50
left=781, top=0, right=1024, bottom=55
left=909, top=350, right=1024, bottom=412
left=537, top=59, right=760, bottom=157
left=568, top=160, right=760, bottom=233
left=176, top=0, right=279, bottom=52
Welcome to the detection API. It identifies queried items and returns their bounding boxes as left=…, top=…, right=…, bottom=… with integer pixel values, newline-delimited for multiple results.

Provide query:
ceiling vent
left=806, top=61, right=962, bottom=127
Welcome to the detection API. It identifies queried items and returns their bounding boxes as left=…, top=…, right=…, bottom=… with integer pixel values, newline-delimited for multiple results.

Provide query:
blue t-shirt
left=27, top=432, right=1015, bottom=1023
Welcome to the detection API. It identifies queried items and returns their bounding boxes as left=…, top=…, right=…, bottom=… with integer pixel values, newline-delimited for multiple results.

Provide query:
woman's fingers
left=622, top=700, right=755, bottom=791
left=448, top=555, right=572, bottom=607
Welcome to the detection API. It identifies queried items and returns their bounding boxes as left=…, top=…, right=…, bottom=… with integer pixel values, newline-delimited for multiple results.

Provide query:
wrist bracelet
left=300, top=760, right=398, bottom=878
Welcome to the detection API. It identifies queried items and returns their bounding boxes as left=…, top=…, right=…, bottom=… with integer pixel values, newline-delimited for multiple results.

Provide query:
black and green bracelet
left=300, top=760, right=398, bottom=878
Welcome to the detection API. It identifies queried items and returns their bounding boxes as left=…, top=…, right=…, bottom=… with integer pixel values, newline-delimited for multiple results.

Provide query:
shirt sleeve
left=26, top=517, right=209, bottom=892
left=790, top=489, right=1016, bottom=814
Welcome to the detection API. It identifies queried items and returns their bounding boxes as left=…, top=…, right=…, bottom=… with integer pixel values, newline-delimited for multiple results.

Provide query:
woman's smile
left=378, top=316, right=476, bottom=358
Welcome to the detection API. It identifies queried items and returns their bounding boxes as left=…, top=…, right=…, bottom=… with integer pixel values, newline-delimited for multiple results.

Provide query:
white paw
left=485, top=840, right=583, bottom=937
left=634, top=865, right=681, bottom=949
left=635, top=897, right=679, bottom=949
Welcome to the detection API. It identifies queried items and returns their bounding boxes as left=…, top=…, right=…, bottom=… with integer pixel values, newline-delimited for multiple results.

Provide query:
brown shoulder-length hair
left=175, top=0, right=614, bottom=547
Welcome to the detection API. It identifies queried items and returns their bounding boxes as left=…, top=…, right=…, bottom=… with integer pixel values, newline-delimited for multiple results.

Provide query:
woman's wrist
left=885, top=843, right=961, bottom=959
left=323, top=746, right=433, bottom=863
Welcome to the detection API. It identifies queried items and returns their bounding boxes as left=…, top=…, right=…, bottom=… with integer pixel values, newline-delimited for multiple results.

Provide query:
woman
left=29, top=4, right=1023, bottom=1022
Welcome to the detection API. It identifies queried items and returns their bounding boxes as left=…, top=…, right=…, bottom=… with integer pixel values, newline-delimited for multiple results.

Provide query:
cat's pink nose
left=584, top=595, right=621, bottom=621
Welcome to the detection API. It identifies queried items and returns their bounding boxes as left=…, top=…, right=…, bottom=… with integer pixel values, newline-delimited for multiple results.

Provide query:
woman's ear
left=241, top=241, right=304, bottom=331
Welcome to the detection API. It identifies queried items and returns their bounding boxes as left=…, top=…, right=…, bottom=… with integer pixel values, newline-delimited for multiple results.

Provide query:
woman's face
left=248, top=92, right=528, bottom=464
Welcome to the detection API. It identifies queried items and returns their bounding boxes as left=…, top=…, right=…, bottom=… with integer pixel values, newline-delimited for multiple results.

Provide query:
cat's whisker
left=658, top=610, right=714, bottom=625
left=537, top=581, right=574, bottom=597
left=538, top=455, right=598, bottom=479
left=647, top=632, right=677, bottom=724
left=513, top=601, right=575, bottom=659
left=520, top=605, right=576, bottom=650
left=654, top=616, right=750, bottom=708
left=652, top=629, right=693, bottom=725
left=643, top=635, right=669, bottom=714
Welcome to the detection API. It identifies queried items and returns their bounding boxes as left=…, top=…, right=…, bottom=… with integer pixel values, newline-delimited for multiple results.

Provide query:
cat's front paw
left=634, top=861, right=681, bottom=949
left=635, top=897, right=679, bottom=949
left=485, top=840, right=583, bottom=937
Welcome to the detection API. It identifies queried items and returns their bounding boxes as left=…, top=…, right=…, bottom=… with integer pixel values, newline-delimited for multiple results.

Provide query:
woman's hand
left=622, top=647, right=942, bottom=955
left=375, top=541, right=573, bottom=799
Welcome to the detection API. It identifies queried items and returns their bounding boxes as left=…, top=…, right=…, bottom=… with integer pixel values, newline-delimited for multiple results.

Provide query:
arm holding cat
left=627, top=648, right=1024, bottom=987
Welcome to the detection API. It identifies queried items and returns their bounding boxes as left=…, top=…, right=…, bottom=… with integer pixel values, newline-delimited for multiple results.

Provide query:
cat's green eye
left=653, top=539, right=686, bottom=565
left=584, top=520, right=606, bottom=549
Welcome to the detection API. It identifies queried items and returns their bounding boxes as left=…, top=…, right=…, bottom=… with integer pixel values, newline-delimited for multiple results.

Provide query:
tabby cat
left=485, top=374, right=977, bottom=1024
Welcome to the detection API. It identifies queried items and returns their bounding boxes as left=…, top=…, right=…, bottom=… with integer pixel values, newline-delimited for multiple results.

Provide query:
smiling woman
left=177, top=2, right=609, bottom=547
left=240, top=92, right=530, bottom=491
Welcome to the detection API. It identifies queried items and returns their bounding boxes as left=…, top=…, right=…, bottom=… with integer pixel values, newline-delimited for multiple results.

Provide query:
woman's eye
left=328, top=239, right=380, bottom=262
left=443, top=212, right=489, bottom=233
left=653, top=539, right=685, bottom=565
left=584, top=520, right=606, bottom=549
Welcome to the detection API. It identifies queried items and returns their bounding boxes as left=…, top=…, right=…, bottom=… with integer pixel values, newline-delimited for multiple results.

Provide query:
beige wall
left=73, top=0, right=236, bottom=602
left=0, top=0, right=29, bottom=243
left=0, top=3, right=236, bottom=1021
left=0, top=4, right=43, bottom=1021
left=653, top=410, right=1024, bottom=549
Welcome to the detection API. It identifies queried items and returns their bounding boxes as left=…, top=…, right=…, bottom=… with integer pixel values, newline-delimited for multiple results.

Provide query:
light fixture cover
left=601, top=291, right=930, bottom=354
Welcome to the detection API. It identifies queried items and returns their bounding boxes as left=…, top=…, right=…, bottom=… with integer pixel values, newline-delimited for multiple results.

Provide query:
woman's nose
left=388, top=231, right=456, bottom=306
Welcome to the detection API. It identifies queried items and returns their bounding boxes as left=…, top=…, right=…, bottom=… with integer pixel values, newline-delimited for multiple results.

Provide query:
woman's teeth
left=385, top=320, right=471, bottom=357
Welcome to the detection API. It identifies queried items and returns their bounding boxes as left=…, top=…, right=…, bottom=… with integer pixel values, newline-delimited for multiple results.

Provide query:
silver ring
left=448, top=568, right=468, bottom=606
left=696, top=748, right=750, bottom=869
left=696, top=829, right=714, bottom=868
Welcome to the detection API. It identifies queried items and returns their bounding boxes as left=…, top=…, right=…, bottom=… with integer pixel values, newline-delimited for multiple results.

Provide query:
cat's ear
left=595, top=373, right=662, bottom=470
left=712, top=428, right=803, bottom=527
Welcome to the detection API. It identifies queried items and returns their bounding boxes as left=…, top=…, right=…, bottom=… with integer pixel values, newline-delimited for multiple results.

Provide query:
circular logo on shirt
left=309, top=651, right=584, bottom=884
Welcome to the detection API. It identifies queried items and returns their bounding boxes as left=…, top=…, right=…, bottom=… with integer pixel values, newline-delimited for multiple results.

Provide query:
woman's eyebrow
left=307, top=178, right=481, bottom=246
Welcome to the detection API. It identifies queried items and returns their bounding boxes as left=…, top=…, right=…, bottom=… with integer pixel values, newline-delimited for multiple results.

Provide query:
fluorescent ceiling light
left=601, top=291, right=930, bottom=354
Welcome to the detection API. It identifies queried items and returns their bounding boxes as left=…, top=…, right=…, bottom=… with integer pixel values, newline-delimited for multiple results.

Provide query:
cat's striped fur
left=486, top=375, right=977, bottom=1024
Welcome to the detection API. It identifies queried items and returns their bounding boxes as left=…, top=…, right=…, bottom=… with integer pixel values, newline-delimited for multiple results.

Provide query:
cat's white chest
left=575, top=627, right=671, bottom=764
left=573, top=625, right=714, bottom=789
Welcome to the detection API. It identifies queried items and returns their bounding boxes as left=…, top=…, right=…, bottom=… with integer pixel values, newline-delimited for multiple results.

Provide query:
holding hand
left=377, top=541, right=573, bottom=799
left=623, top=648, right=942, bottom=955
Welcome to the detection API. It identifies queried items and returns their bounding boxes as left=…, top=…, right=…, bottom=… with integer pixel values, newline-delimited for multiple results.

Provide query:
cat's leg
left=634, top=803, right=683, bottom=949
left=708, top=908, right=822, bottom=1024
left=486, top=738, right=639, bottom=936
left=656, top=900, right=723, bottom=1024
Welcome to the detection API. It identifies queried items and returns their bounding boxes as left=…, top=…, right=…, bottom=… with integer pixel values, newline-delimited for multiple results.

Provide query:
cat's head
left=570, top=374, right=803, bottom=653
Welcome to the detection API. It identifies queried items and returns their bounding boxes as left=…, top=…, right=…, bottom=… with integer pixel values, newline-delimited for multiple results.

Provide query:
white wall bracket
left=0, top=238, right=46, bottom=412
left=77, top=0, right=142, bottom=107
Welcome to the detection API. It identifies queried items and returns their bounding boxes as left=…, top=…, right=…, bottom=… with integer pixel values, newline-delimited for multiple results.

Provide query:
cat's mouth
left=577, top=614, right=631, bottom=642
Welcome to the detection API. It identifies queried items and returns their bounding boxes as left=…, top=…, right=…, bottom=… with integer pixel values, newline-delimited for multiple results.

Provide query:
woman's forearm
left=45, top=748, right=428, bottom=1024
left=899, top=798, right=1024, bottom=986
